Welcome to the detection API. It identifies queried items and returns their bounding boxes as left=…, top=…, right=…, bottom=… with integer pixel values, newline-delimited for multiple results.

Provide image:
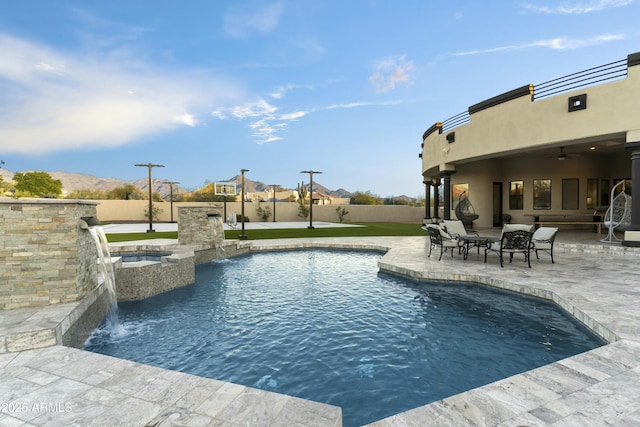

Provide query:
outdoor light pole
left=240, top=169, right=249, bottom=240
left=164, top=181, right=179, bottom=223
left=135, top=163, right=165, bottom=232
left=222, top=188, right=229, bottom=221
left=271, top=184, right=278, bottom=222
left=300, top=170, right=322, bottom=229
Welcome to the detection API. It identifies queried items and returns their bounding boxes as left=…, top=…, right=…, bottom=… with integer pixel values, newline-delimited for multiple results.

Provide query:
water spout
left=87, top=225, right=119, bottom=327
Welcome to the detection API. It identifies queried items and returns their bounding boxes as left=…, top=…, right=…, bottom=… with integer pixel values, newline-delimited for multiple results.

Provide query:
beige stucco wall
left=94, top=200, right=425, bottom=224
left=422, top=65, right=640, bottom=175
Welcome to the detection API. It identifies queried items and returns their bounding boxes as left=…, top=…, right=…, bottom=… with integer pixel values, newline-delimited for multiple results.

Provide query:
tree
left=144, top=204, right=163, bottom=221
left=106, top=185, right=145, bottom=200
left=384, top=196, right=412, bottom=206
left=336, top=206, right=349, bottom=223
left=0, top=175, right=11, bottom=195
left=183, top=183, right=231, bottom=202
left=256, top=205, right=272, bottom=221
left=65, top=189, right=107, bottom=199
left=350, top=191, right=383, bottom=205
left=13, top=171, right=63, bottom=198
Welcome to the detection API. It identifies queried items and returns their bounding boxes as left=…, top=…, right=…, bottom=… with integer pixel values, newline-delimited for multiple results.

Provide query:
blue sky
left=1, top=1, right=639, bottom=197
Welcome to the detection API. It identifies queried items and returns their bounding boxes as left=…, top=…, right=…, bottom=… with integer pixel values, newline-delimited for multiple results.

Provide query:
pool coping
left=2, top=235, right=640, bottom=425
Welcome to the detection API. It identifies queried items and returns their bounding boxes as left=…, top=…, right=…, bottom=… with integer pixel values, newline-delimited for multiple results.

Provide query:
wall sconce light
left=446, top=132, right=455, bottom=143
left=568, top=94, right=587, bottom=112
left=418, top=153, right=423, bottom=158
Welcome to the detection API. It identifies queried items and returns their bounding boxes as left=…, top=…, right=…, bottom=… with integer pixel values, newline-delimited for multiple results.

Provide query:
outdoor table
left=460, top=235, right=499, bottom=260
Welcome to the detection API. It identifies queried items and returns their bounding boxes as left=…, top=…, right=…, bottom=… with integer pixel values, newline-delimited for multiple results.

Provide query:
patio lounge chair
left=423, top=224, right=462, bottom=261
left=601, top=180, right=632, bottom=244
left=532, top=227, right=559, bottom=263
left=484, top=224, right=533, bottom=268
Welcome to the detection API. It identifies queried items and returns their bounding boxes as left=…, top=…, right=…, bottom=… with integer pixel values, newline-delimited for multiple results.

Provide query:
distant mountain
left=0, top=168, right=12, bottom=182
left=0, top=170, right=353, bottom=200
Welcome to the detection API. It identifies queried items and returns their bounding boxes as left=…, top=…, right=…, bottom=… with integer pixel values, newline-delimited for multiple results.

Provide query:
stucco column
left=440, top=171, right=455, bottom=220
left=432, top=179, right=440, bottom=219
left=622, top=148, right=640, bottom=246
left=423, top=179, right=432, bottom=220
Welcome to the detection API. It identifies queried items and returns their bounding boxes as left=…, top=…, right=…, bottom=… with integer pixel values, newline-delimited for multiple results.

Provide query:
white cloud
left=369, top=54, right=414, bottom=93
left=325, top=100, right=408, bottom=110
left=211, top=96, right=415, bottom=145
left=249, top=119, right=283, bottom=143
left=175, top=114, right=197, bottom=127
left=223, top=2, right=284, bottom=39
left=279, top=111, right=307, bottom=120
left=270, top=83, right=314, bottom=100
left=229, top=99, right=279, bottom=119
left=454, top=33, right=625, bottom=56
left=213, top=98, right=292, bottom=144
left=523, top=0, right=635, bottom=14
left=0, top=33, right=240, bottom=154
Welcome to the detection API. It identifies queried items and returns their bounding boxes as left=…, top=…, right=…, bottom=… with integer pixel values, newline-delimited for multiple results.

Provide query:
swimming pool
left=84, top=250, right=605, bottom=426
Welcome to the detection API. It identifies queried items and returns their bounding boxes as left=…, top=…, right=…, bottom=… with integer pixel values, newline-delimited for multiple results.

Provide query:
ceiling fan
left=557, top=147, right=569, bottom=160
left=554, top=146, right=580, bottom=160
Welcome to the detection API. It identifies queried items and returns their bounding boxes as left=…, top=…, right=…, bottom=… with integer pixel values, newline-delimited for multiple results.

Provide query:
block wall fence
left=95, top=200, right=425, bottom=224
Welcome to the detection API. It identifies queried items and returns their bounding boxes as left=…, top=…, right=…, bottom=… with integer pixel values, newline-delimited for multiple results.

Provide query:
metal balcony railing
left=533, top=58, right=627, bottom=100
left=441, top=111, right=469, bottom=133
left=423, top=54, right=633, bottom=139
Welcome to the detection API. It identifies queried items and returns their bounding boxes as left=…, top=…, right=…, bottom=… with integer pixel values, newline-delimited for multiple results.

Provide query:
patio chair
left=455, top=191, right=479, bottom=228
left=227, top=212, right=238, bottom=229
left=601, top=180, right=632, bottom=244
left=443, top=219, right=479, bottom=238
left=443, top=219, right=480, bottom=255
left=484, top=227, right=534, bottom=268
left=423, top=224, right=462, bottom=261
left=532, top=227, right=559, bottom=263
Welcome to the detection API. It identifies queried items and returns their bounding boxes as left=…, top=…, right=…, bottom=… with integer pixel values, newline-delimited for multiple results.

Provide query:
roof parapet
left=468, top=84, right=533, bottom=115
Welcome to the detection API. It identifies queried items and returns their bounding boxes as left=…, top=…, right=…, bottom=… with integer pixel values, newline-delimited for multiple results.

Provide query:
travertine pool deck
left=2, top=228, right=640, bottom=426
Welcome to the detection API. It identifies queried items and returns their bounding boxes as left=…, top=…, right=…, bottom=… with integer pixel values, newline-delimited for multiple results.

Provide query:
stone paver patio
left=2, top=228, right=640, bottom=426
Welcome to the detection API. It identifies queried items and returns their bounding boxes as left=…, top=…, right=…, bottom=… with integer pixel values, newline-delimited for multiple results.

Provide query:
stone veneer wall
left=177, top=206, right=224, bottom=248
left=0, top=199, right=99, bottom=310
left=114, top=251, right=195, bottom=301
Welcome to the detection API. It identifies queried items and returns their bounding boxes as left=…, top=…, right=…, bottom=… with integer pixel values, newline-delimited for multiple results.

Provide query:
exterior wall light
left=568, top=94, right=587, bottom=112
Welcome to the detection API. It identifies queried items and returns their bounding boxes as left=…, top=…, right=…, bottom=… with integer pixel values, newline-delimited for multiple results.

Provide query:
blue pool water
left=84, top=250, right=605, bottom=426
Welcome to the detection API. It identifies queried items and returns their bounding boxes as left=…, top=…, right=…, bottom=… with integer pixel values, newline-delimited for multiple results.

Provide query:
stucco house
left=420, top=51, right=640, bottom=246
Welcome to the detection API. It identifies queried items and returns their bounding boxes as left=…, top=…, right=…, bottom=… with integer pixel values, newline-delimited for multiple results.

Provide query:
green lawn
left=106, top=231, right=179, bottom=243
left=105, top=222, right=426, bottom=242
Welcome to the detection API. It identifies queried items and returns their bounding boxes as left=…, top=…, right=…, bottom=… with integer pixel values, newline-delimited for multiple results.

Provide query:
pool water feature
left=112, top=251, right=172, bottom=262
left=87, top=225, right=118, bottom=327
left=84, top=250, right=605, bottom=426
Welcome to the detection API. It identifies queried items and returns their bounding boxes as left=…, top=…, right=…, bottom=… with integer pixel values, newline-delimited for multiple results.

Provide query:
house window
left=533, top=179, right=551, bottom=210
left=509, top=181, right=524, bottom=210
left=586, top=179, right=598, bottom=209
left=600, top=179, right=609, bottom=206
left=562, top=178, right=579, bottom=210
